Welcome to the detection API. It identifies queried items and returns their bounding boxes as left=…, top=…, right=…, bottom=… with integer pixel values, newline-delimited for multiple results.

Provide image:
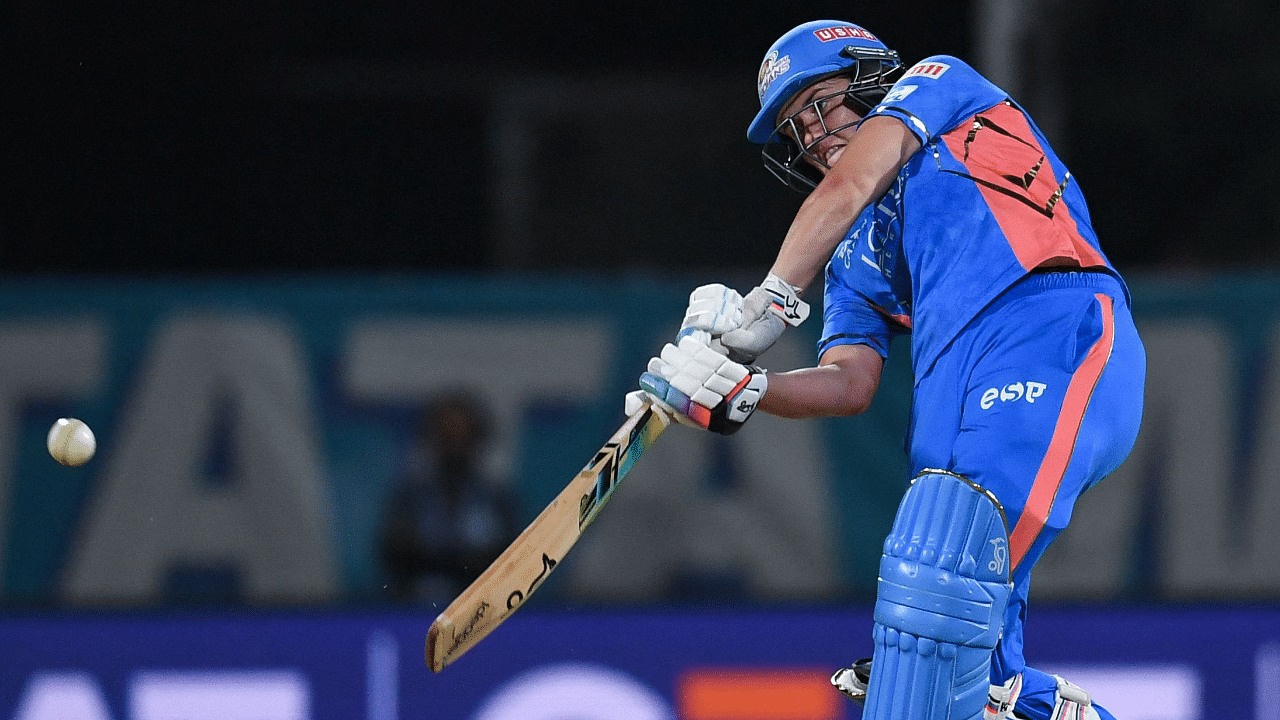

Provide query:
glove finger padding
left=656, top=340, right=742, bottom=406
left=638, top=373, right=707, bottom=428
left=682, top=283, right=744, bottom=336
left=641, top=336, right=768, bottom=435
left=675, top=327, right=730, bottom=356
left=647, top=348, right=714, bottom=427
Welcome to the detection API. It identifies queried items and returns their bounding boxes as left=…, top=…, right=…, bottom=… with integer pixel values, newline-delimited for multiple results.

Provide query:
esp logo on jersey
left=980, top=381, right=1047, bottom=410
left=903, top=61, right=950, bottom=79
left=812, top=25, right=878, bottom=43
left=757, top=50, right=791, bottom=100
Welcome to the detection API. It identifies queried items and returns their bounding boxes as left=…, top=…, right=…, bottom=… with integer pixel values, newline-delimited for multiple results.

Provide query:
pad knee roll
left=864, top=471, right=1013, bottom=720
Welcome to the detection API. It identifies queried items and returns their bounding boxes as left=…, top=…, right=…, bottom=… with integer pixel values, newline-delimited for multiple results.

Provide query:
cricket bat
left=426, top=402, right=670, bottom=672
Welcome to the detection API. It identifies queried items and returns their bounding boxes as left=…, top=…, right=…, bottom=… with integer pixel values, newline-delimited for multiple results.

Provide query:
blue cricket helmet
left=748, top=20, right=903, bottom=191
left=748, top=20, right=899, bottom=143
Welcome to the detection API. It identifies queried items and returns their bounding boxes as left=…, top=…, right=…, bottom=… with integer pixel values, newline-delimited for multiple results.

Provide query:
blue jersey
left=818, top=55, right=1127, bottom=376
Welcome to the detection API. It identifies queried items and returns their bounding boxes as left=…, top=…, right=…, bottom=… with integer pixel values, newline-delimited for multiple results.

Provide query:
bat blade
left=426, top=403, right=668, bottom=672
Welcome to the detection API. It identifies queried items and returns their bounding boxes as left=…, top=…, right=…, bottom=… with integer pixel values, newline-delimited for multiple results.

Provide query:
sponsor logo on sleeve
left=903, top=61, right=951, bottom=79
left=883, top=84, right=918, bottom=103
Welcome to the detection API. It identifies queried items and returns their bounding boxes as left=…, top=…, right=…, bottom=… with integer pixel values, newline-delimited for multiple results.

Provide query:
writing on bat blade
left=505, top=553, right=558, bottom=610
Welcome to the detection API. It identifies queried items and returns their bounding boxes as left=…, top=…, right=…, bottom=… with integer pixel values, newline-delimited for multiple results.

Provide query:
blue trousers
left=904, top=270, right=1145, bottom=719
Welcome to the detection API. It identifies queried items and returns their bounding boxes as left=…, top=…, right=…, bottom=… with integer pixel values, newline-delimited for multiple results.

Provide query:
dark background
left=3, top=0, right=1277, bottom=276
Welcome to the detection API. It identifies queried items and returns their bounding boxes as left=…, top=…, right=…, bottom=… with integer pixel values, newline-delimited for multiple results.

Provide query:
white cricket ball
left=47, top=418, right=96, bottom=467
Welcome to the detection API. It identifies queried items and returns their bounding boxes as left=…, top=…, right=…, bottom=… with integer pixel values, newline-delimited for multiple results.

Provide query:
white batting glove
left=682, top=283, right=745, bottom=336
left=637, top=334, right=767, bottom=435
left=625, top=329, right=726, bottom=430
left=720, top=273, right=809, bottom=364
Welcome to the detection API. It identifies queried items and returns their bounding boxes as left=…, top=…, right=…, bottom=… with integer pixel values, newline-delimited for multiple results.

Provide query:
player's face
left=777, top=76, right=863, bottom=172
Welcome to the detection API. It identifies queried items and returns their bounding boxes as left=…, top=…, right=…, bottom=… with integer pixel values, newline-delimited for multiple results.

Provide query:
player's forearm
left=759, top=363, right=879, bottom=419
left=770, top=116, right=922, bottom=292
left=769, top=181, right=869, bottom=292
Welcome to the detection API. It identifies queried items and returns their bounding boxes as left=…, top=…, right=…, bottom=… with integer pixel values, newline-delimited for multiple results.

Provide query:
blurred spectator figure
left=379, top=390, right=519, bottom=605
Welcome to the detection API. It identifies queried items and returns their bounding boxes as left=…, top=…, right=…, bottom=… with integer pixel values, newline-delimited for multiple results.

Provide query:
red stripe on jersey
left=1008, top=293, right=1115, bottom=569
left=870, top=302, right=913, bottom=329
left=940, top=102, right=1106, bottom=272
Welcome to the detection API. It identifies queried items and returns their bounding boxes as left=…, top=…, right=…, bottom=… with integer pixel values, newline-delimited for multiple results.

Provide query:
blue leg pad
left=864, top=471, right=1013, bottom=720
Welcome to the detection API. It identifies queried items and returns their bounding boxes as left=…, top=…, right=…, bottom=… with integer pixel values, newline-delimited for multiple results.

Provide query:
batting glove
left=681, top=283, right=745, bottom=336
left=720, top=272, right=809, bottom=364
left=637, top=334, right=767, bottom=435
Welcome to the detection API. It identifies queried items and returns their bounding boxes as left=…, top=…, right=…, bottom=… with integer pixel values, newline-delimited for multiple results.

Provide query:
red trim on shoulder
left=940, top=102, right=1106, bottom=272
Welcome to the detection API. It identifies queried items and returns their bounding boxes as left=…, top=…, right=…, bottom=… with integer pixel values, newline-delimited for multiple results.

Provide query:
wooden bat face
left=427, top=405, right=668, bottom=672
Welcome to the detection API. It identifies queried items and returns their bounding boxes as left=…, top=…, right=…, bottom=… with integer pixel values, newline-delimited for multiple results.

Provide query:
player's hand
left=635, top=332, right=767, bottom=435
left=721, top=273, right=810, bottom=364
left=682, top=283, right=744, bottom=336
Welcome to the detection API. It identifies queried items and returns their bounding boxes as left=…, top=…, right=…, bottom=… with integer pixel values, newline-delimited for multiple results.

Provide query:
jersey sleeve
left=818, top=257, right=910, bottom=360
left=863, top=55, right=1009, bottom=145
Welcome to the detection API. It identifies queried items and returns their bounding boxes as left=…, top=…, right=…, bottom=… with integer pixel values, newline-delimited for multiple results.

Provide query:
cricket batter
left=629, top=19, right=1146, bottom=720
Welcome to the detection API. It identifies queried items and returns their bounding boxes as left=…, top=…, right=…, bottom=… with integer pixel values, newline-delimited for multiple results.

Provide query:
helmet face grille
left=762, top=137, right=825, bottom=192
left=759, top=47, right=902, bottom=193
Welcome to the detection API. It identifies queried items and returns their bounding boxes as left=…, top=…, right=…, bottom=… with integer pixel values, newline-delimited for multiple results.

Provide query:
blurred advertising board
left=0, top=604, right=1271, bottom=719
